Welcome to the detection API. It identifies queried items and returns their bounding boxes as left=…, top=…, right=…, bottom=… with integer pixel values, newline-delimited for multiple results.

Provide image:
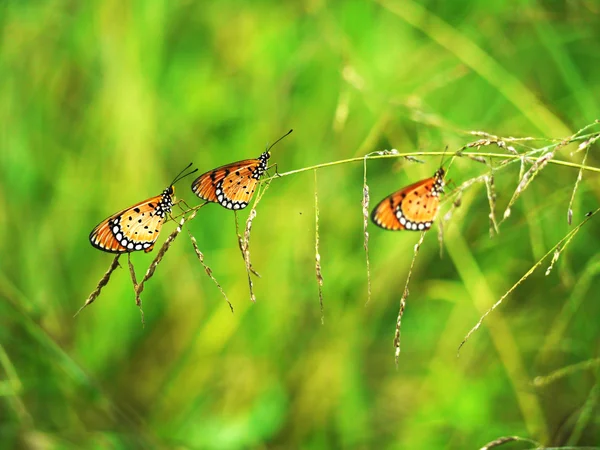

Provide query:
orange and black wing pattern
left=89, top=187, right=175, bottom=253
left=371, top=168, right=445, bottom=231
left=191, top=152, right=270, bottom=210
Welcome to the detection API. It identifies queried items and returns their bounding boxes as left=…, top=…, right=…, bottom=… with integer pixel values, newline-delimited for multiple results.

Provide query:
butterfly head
left=165, top=185, right=175, bottom=197
left=263, top=129, right=293, bottom=159
left=432, top=168, right=446, bottom=196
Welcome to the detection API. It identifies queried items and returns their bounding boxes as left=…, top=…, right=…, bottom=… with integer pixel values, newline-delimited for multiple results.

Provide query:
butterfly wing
left=90, top=191, right=173, bottom=253
left=371, top=172, right=443, bottom=231
left=191, top=155, right=268, bottom=210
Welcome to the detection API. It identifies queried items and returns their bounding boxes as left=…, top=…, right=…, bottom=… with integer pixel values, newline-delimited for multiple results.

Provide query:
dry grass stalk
left=237, top=178, right=273, bottom=302
left=235, top=213, right=260, bottom=278
left=394, top=231, right=426, bottom=365
left=314, top=170, right=324, bottom=323
left=187, top=230, right=234, bottom=313
left=478, top=436, right=539, bottom=450
left=74, top=255, right=121, bottom=317
left=458, top=207, right=600, bottom=355
left=362, top=155, right=372, bottom=305
left=134, top=211, right=197, bottom=313
left=127, top=253, right=144, bottom=325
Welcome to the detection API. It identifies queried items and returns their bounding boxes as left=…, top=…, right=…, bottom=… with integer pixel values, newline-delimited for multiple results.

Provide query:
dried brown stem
left=314, top=170, right=324, bottom=323
left=127, top=253, right=144, bottom=326
left=394, top=232, right=426, bottom=365
left=74, top=255, right=121, bottom=317
left=362, top=155, right=372, bottom=306
left=187, top=230, right=234, bottom=313
left=133, top=210, right=198, bottom=315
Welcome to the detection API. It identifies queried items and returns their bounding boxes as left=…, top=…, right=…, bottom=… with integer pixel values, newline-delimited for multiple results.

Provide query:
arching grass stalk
left=457, top=206, right=600, bottom=356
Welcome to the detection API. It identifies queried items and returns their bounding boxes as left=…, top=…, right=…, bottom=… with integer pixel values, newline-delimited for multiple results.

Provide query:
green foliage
left=1, top=0, right=599, bottom=448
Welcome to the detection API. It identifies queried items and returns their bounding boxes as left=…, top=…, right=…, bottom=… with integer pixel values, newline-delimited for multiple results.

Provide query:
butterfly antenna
left=170, top=162, right=198, bottom=186
left=440, top=146, right=457, bottom=177
left=439, top=146, right=448, bottom=167
left=266, top=129, right=293, bottom=153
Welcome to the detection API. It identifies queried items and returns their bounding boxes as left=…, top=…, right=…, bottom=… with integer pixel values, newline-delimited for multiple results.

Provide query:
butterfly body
left=194, top=151, right=270, bottom=210
left=90, top=187, right=175, bottom=253
left=371, top=168, right=445, bottom=231
left=89, top=164, right=197, bottom=254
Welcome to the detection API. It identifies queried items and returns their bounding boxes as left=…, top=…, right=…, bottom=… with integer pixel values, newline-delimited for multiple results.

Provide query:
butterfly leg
left=175, top=198, right=194, bottom=214
left=267, top=163, right=281, bottom=177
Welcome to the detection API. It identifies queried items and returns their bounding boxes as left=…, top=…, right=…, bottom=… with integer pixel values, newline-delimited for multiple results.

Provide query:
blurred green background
left=1, top=0, right=600, bottom=448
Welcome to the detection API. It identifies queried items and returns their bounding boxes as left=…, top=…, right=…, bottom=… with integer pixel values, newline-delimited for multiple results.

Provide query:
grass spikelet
left=74, top=255, right=121, bottom=317
left=394, top=231, right=426, bottom=365
left=484, top=174, right=499, bottom=237
left=501, top=151, right=554, bottom=224
left=362, top=155, right=372, bottom=305
left=458, top=207, right=600, bottom=355
left=238, top=177, right=273, bottom=303
left=127, top=253, right=144, bottom=325
left=235, top=213, right=260, bottom=279
left=314, top=170, right=324, bottom=323
left=135, top=211, right=196, bottom=312
left=567, top=143, right=590, bottom=225
left=544, top=247, right=561, bottom=276
left=188, top=230, right=233, bottom=313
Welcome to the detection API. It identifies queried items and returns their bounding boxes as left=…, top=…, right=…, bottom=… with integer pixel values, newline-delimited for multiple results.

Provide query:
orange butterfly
left=89, top=163, right=198, bottom=253
left=191, top=129, right=293, bottom=210
left=371, top=168, right=445, bottom=231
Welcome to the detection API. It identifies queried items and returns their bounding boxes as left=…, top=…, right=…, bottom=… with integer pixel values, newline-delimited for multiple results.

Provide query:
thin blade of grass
left=458, top=207, right=600, bottom=355
left=567, top=375, right=599, bottom=446
left=533, top=358, right=600, bottom=387
left=74, top=254, right=121, bottom=317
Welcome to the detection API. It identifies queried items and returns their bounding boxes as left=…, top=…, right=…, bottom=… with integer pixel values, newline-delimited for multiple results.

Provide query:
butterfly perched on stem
left=371, top=168, right=445, bottom=231
left=191, top=129, right=293, bottom=210
left=89, top=163, right=198, bottom=253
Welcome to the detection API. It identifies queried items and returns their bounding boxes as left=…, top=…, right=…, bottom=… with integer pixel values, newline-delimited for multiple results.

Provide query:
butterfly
left=191, top=129, right=293, bottom=210
left=89, top=163, right=198, bottom=253
left=371, top=168, right=445, bottom=231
